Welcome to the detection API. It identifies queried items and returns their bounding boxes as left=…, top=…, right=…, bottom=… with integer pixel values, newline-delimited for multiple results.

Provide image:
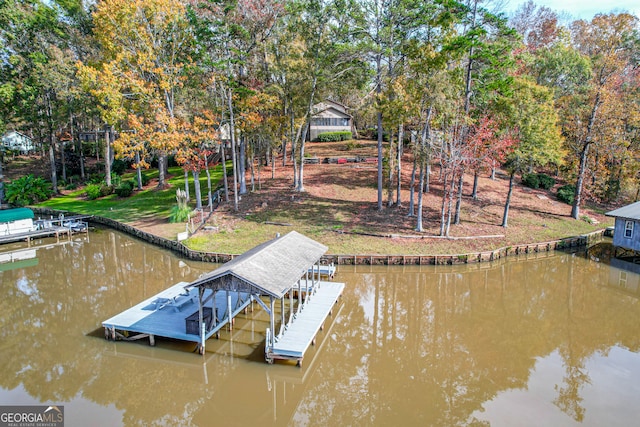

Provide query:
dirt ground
left=209, top=140, right=610, bottom=241
left=4, top=141, right=611, bottom=253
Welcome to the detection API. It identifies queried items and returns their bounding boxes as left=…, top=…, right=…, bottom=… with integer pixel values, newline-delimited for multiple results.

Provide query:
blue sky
left=505, top=0, right=640, bottom=20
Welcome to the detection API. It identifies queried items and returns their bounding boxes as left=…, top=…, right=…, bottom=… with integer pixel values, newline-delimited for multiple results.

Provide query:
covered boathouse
left=102, top=231, right=344, bottom=366
left=606, top=201, right=640, bottom=258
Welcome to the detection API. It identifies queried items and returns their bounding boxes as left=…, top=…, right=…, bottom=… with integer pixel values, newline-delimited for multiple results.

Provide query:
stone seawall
left=32, top=207, right=606, bottom=266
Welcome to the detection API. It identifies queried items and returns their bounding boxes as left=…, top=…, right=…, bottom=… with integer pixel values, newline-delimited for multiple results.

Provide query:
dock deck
left=102, top=282, right=252, bottom=344
left=267, top=281, right=344, bottom=365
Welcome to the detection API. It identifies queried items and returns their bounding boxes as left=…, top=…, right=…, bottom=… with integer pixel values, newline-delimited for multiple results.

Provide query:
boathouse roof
left=0, top=208, right=34, bottom=223
left=606, top=202, right=640, bottom=220
left=186, top=231, right=328, bottom=299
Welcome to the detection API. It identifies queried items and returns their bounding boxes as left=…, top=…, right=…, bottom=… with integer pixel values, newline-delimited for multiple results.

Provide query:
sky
left=505, top=0, right=640, bottom=20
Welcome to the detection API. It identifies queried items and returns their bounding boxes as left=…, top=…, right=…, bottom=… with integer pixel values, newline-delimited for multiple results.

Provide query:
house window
left=311, top=117, right=349, bottom=127
left=625, top=220, right=634, bottom=238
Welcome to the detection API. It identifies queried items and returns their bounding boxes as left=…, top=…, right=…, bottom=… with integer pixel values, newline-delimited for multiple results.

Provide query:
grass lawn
left=38, top=165, right=225, bottom=225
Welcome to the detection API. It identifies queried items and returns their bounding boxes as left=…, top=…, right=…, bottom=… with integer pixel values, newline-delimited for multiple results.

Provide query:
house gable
left=309, top=100, right=353, bottom=141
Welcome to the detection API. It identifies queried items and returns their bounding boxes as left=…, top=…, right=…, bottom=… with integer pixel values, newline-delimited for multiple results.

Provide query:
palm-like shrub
left=5, top=174, right=53, bottom=206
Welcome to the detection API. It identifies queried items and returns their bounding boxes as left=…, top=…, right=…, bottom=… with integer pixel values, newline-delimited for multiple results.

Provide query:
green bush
left=85, top=184, right=102, bottom=200
left=65, top=182, right=78, bottom=190
left=557, top=184, right=576, bottom=205
left=99, top=184, right=114, bottom=197
left=537, top=173, right=555, bottom=190
left=521, top=173, right=539, bottom=189
left=316, top=131, right=352, bottom=142
left=115, top=180, right=134, bottom=198
left=4, top=174, right=53, bottom=206
left=111, top=159, right=129, bottom=175
left=138, top=173, right=150, bottom=187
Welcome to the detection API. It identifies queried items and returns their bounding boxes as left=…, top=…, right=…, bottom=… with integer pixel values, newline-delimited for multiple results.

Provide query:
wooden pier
left=102, top=231, right=345, bottom=366
left=267, top=280, right=344, bottom=366
left=0, top=214, right=90, bottom=246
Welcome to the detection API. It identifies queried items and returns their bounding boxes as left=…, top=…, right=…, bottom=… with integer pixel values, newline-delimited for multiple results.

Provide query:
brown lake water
left=1, top=228, right=640, bottom=426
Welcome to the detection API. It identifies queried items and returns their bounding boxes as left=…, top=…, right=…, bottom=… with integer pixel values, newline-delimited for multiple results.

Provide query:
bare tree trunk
left=104, top=129, right=111, bottom=187
left=157, top=154, right=166, bottom=189
left=227, top=87, right=239, bottom=211
left=184, top=170, right=190, bottom=201
left=440, top=172, right=448, bottom=236
left=49, top=135, right=58, bottom=194
left=502, top=171, right=515, bottom=227
left=454, top=171, right=464, bottom=224
left=571, top=92, right=601, bottom=219
left=415, top=163, right=425, bottom=231
left=192, top=170, right=202, bottom=210
left=472, top=171, right=479, bottom=199
left=387, top=133, right=395, bottom=208
left=408, top=152, right=417, bottom=217
left=239, top=136, right=247, bottom=195
left=135, top=152, right=143, bottom=190
left=396, top=124, right=403, bottom=206
left=220, top=140, right=229, bottom=203
left=250, top=150, right=255, bottom=192
left=204, top=151, right=213, bottom=211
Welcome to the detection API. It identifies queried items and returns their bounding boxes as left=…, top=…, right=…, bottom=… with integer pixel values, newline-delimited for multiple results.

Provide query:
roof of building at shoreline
left=606, top=201, right=640, bottom=220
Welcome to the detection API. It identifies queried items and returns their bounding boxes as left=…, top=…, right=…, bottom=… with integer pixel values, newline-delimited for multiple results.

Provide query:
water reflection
left=1, top=232, right=639, bottom=426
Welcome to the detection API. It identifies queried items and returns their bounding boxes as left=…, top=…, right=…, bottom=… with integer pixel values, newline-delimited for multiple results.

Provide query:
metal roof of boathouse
left=606, top=201, right=640, bottom=220
left=186, top=231, right=328, bottom=299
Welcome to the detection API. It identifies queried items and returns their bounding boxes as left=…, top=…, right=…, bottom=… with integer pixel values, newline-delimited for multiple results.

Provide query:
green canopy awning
left=0, top=208, right=34, bottom=223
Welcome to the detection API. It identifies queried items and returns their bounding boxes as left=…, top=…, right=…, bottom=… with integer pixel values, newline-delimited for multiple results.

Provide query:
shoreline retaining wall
left=32, top=208, right=606, bottom=266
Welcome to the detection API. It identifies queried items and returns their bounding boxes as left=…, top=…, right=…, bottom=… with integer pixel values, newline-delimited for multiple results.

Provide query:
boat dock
left=267, top=280, right=344, bottom=365
left=102, top=231, right=344, bottom=366
left=308, top=263, right=336, bottom=279
left=102, top=282, right=253, bottom=344
left=0, top=214, right=90, bottom=246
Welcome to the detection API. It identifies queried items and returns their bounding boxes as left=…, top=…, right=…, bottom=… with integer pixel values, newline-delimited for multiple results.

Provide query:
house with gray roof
left=309, top=100, right=353, bottom=141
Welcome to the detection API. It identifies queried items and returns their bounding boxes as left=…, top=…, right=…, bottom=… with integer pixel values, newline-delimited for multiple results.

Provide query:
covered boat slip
left=102, top=231, right=344, bottom=365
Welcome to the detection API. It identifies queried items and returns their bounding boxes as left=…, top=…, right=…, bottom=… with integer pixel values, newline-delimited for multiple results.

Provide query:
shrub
left=138, top=173, right=150, bottom=187
left=111, top=159, right=129, bottom=175
left=521, top=173, right=539, bottom=189
left=87, top=173, right=105, bottom=185
left=537, top=173, right=555, bottom=190
left=169, top=189, right=191, bottom=223
left=115, top=180, right=134, bottom=198
left=65, top=182, right=78, bottom=190
left=557, top=184, right=575, bottom=205
left=85, top=184, right=102, bottom=200
left=316, top=131, right=352, bottom=142
left=5, top=174, right=53, bottom=206
left=99, top=184, right=114, bottom=197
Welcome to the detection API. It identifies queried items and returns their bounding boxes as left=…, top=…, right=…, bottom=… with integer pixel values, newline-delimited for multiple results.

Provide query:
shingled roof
left=186, top=231, right=328, bottom=299
left=606, top=201, right=640, bottom=220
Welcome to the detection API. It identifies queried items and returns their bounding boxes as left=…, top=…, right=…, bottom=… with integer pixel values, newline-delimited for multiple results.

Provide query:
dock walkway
left=267, top=281, right=344, bottom=366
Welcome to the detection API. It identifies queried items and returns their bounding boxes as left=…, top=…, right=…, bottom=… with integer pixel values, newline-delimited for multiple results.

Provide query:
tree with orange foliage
left=80, top=0, right=194, bottom=189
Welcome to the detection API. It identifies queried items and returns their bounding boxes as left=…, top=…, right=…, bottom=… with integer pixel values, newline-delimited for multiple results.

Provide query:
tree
left=566, top=13, right=638, bottom=219
left=86, top=0, right=195, bottom=189
left=496, top=77, right=564, bottom=227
